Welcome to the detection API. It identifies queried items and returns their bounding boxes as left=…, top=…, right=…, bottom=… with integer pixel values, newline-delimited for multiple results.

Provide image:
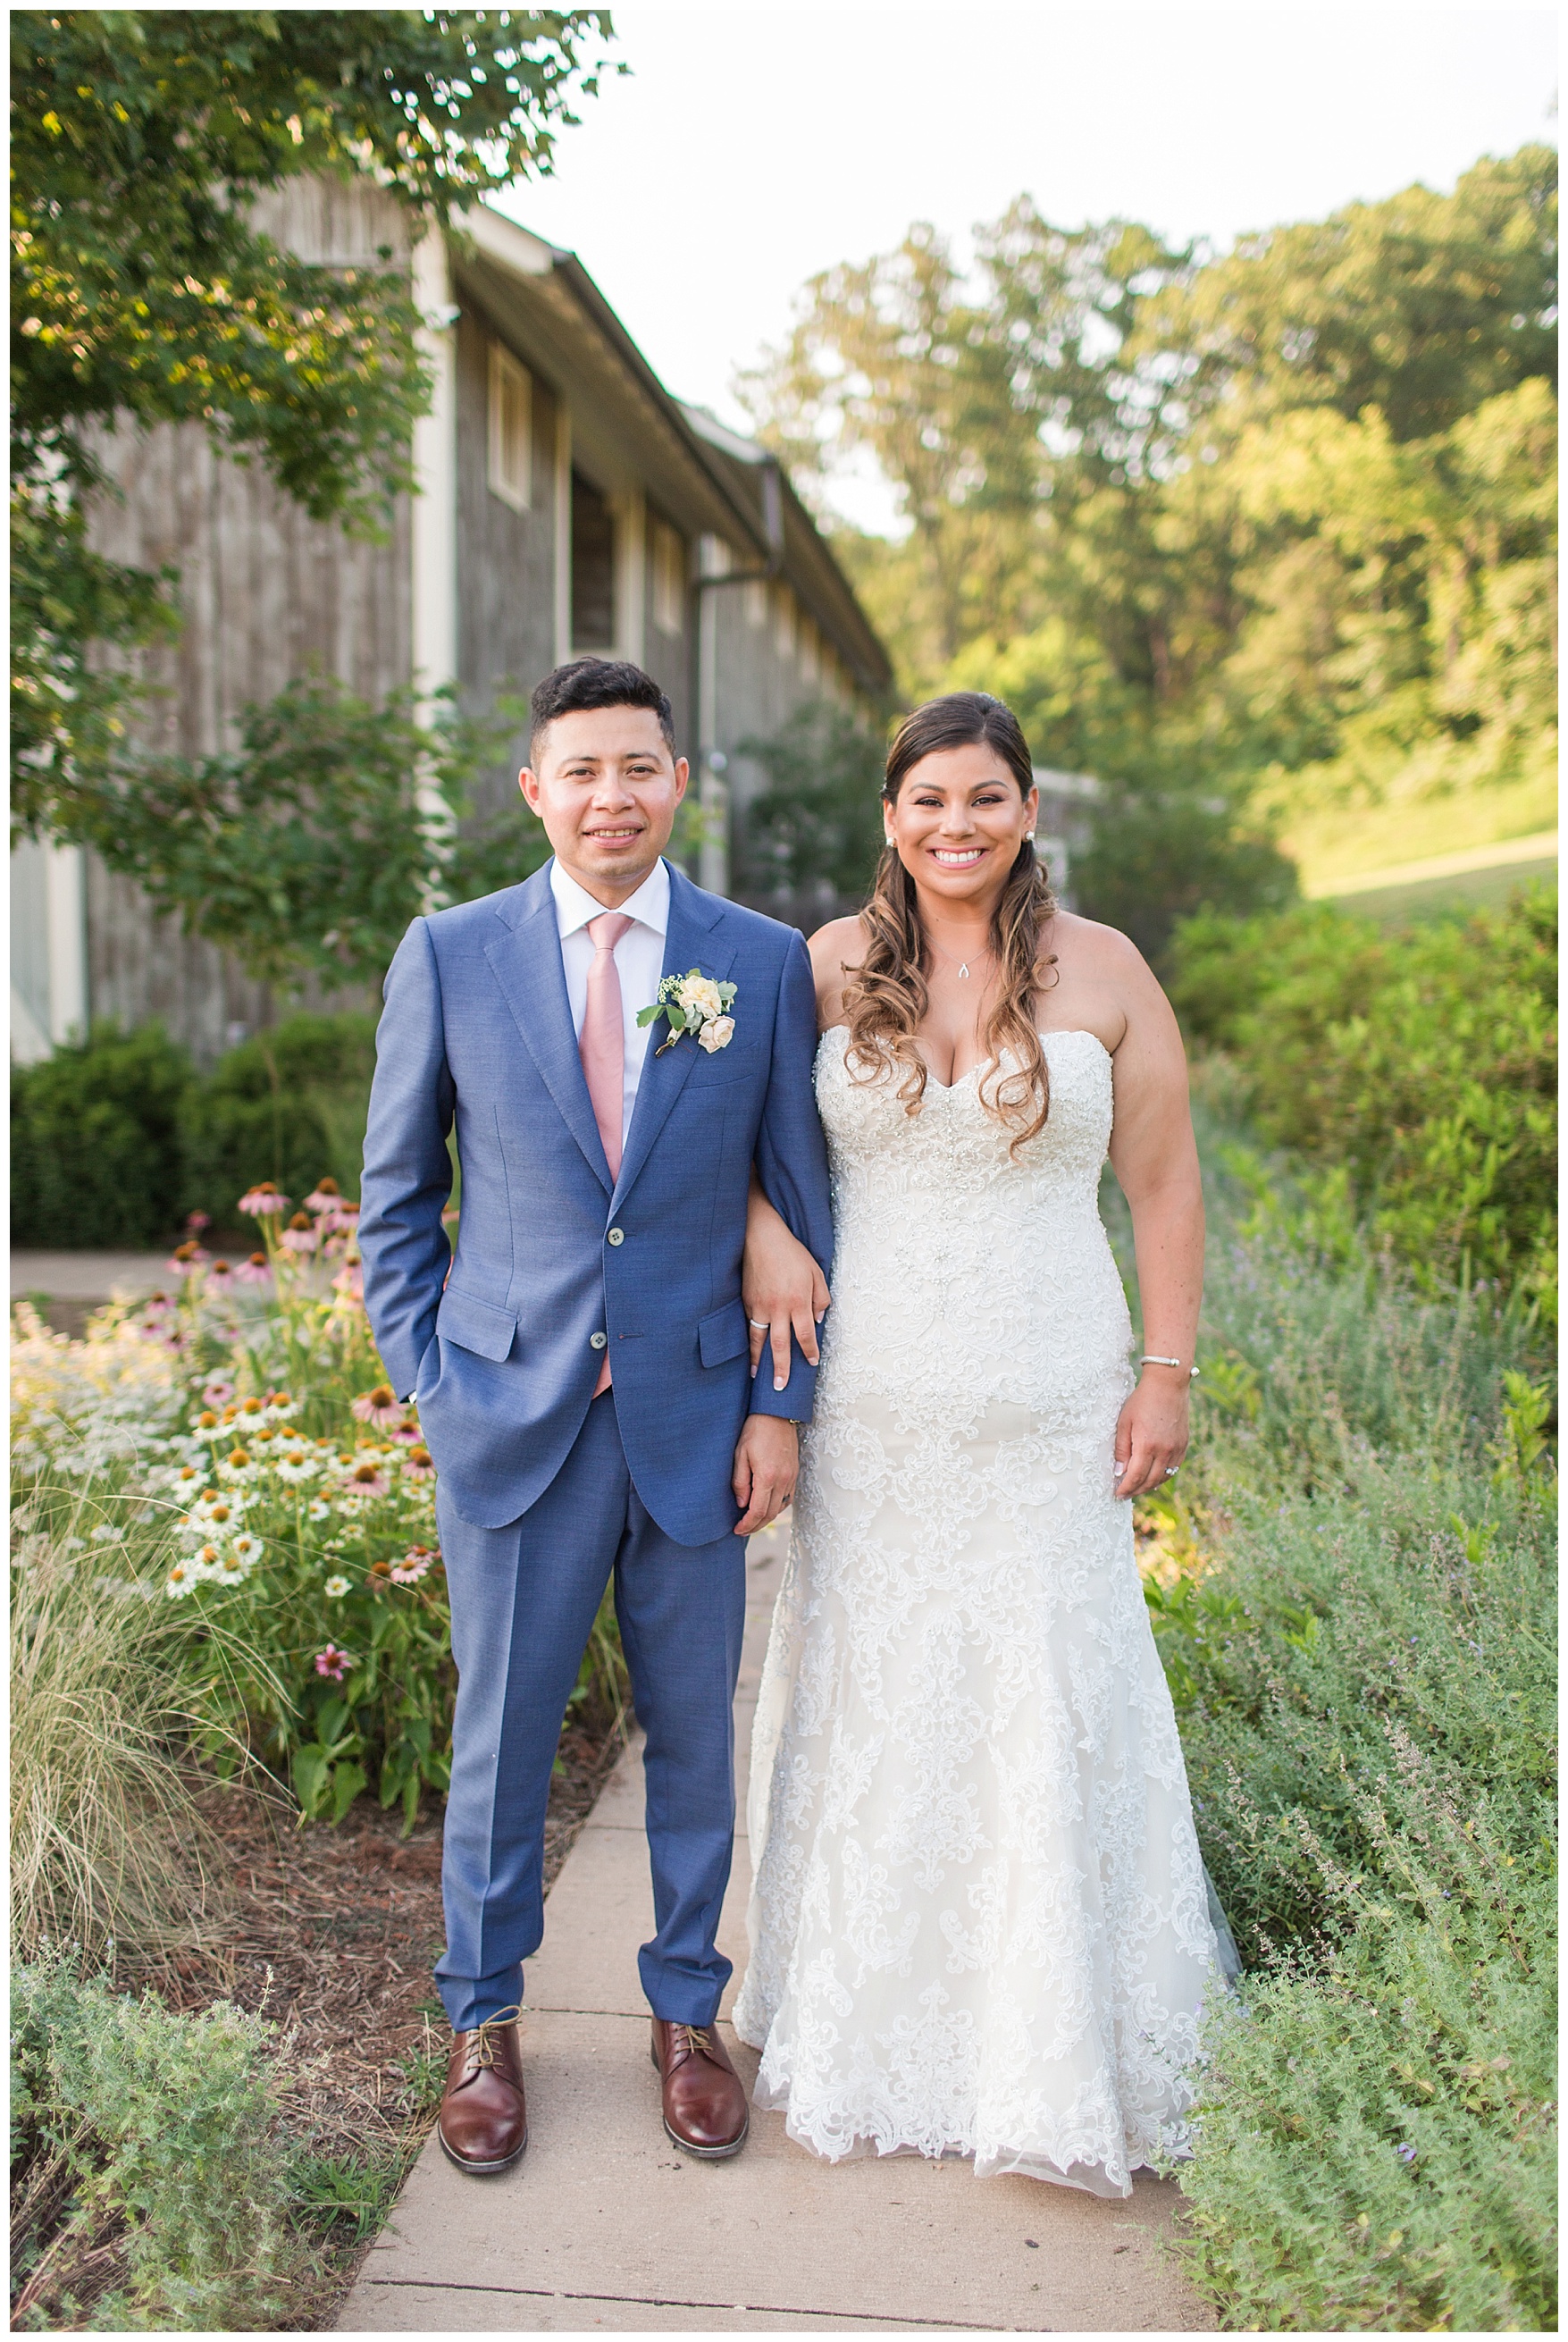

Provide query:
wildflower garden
left=9, top=886, right=1557, bottom=2330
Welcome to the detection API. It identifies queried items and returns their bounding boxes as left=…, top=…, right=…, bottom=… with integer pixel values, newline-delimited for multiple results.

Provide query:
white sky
left=495, top=3, right=1557, bottom=532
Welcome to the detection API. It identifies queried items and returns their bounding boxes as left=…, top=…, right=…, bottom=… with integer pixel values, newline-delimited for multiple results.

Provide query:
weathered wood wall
left=80, top=179, right=412, bottom=1060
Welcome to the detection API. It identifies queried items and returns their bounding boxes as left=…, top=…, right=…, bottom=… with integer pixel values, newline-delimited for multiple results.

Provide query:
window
left=488, top=342, right=532, bottom=510
left=652, top=523, right=685, bottom=634
left=571, top=469, right=616, bottom=650
left=774, top=583, right=796, bottom=659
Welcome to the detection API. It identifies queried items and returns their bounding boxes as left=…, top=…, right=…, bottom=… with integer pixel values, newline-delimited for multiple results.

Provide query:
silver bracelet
left=1141, top=1354, right=1200, bottom=1378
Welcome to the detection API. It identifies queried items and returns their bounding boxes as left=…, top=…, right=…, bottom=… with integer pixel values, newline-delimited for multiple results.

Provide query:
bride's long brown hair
left=843, top=692, right=1058, bottom=1156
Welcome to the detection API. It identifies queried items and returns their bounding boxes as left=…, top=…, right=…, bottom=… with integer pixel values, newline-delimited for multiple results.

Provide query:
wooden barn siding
left=79, top=179, right=413, bottom=1061
left=454, top=305, right=558, bottom=825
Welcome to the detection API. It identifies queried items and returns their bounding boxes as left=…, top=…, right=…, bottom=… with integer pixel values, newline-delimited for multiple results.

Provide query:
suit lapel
left=612, top=867, right=734, bottom=1210
left=484, top=865, right=613, bottom=1194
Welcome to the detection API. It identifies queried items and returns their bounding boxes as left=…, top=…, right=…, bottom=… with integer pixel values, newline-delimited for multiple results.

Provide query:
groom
left=358, top=658, right=831, bottom=2175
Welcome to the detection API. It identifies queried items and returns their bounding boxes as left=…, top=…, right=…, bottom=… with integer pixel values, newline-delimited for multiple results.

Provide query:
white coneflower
left=164, top=1557, right=200, bottom=1598
left=230, top=1532, right=263, bottom=1565
left=307, top=1498, right=333, bottom=1522
left=323, top=1574, right=350, bottom=1599
left=277, top=1449, right=318, bottom=1482
left=262, top=1389, right=298, bottom=1417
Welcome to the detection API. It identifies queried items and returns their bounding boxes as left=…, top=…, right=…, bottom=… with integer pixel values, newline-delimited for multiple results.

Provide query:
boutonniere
left=638, top=968, right=738, bottom=1055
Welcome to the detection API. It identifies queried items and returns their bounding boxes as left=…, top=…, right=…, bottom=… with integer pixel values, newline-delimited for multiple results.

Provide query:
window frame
left=487, top=340, right=533, bottom=513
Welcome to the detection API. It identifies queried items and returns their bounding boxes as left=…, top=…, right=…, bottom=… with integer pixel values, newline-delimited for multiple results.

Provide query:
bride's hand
left=1112, top=1373, right=1190, bottom=1499
left=743, top=1173, right=831, bottom=1393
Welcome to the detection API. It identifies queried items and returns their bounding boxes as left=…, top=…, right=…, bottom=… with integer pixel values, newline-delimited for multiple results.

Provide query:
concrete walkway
left=338, top=1524, right=1211, bottom=2335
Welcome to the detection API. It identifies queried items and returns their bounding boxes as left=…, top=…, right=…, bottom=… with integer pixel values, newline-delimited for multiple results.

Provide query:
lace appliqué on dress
left=733, top=1029, right=1222, bottom=2198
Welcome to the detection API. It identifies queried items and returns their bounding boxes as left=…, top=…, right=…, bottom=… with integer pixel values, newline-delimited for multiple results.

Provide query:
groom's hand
left=732, top=1414, right=799, bottom=1535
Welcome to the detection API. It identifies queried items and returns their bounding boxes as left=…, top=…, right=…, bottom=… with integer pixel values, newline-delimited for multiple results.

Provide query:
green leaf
left=328, top=1760, right=368, bottom=1823
left=293, top=1744, right=329, bottom=1818
left=635, top=1004, right=661, bottom=1027
left=666, top=1005, right=688, bottom=1031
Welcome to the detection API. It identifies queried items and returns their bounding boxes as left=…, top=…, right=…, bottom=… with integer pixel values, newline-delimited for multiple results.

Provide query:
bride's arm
left=744, top=1171, right=831, bottom=1393
left=1105, top=946, right=1204, bottom=1500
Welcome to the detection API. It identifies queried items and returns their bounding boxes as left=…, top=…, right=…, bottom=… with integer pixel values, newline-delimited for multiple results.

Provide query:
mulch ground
left=35, top=1719, right=625, bottom=2331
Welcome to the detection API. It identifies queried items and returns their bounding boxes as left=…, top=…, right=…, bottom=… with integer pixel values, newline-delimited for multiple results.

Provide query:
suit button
left=590, top=1332, right=608, bottom=1351
left=607, top=1228, right=625, bottom=1247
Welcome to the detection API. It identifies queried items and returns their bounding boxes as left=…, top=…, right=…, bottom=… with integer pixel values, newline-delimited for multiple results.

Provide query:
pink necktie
left=580, top=911, right=633, bottom=1393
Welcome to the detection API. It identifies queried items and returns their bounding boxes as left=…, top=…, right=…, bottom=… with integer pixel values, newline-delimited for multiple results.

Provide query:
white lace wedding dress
left=733, top=1027, right=1222, bottom=2197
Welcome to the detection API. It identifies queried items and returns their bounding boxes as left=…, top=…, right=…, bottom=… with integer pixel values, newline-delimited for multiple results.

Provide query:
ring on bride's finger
left=1164, top=1465, right=1179, bottom=1478
left=748, top=1318, right=770, bottom=1330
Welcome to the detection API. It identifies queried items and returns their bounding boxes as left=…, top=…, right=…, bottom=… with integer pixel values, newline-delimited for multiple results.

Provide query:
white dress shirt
left=550, top=855, right=671, bottom=1147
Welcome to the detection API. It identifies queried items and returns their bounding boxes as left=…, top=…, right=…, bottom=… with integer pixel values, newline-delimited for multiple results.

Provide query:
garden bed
left=12, top=1723, right=625, bottom=2332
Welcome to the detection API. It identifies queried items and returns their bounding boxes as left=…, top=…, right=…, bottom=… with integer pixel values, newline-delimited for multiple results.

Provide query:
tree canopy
left=742, top=145, right=1558, bottom=944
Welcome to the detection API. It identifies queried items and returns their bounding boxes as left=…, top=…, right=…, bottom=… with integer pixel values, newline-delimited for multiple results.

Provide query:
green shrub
left=1130, top=1103, right=1558, bottom=2329
left=11, top=1958, right=299, bottom=2329
left=1168, top=887, right=1557, bottom=1314
left=11, top=1023, right=189, bottom=1247
left=179, top=1011, right=378, bottom=1228
left=9, top=1012, right=380, bottom=1249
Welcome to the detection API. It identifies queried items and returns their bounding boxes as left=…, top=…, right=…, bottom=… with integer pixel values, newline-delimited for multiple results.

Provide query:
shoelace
left=670, top=2023, right=713, bottom=2061
left=462, top=2006, right=522, bottom=2074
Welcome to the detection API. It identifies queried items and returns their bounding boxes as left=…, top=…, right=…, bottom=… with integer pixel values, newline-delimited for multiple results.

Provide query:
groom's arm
left=358, top=918, right=457, bottom=1402
left=748, top=928, right=834, bottom=1423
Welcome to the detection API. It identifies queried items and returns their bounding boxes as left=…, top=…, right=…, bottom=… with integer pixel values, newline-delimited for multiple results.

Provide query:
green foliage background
left=743, top=146, right=1557, bottom=929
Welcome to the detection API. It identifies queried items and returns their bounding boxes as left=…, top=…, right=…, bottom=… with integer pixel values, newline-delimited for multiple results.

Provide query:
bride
left=734, top=690, right=1224, bottom=2198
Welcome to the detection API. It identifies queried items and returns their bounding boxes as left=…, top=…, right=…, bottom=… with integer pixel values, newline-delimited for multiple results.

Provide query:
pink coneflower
left=350, top=1384, right=403, bottom=1428
left=142, top=1290, right=175, bottom=1320
left=238, top=1181, right=290, bottom=1217
left=234, top=1251, right=273, bottom=1288
left=331, top=1262, right=365, bottom=1304
left=166, top=1240, right=211, bottom=1275
left=401, top=1445, right=437, bottom=1482
left=202, top=1375, right=236, bottom=1407
left=279, top=1212, right=318, bottom=1255
left=314, top=1645, right=350, bottom=1680
left=390, top=1543, right=437, bottom=1584
left=389, top=1416, right=423, bottom=1446
left=303, top=1177, right=341, bottom=1214
left=206, top=1258, right=234, bottom=1286
left=342, top=1457, right=390, bottom=1498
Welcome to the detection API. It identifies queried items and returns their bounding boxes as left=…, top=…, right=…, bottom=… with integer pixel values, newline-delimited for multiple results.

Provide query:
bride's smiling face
left=885, top=743, right=1039, bottom=910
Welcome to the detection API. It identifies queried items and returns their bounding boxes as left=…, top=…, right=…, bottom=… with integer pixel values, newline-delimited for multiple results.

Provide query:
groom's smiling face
left=520, top=707, right=690, bottom=906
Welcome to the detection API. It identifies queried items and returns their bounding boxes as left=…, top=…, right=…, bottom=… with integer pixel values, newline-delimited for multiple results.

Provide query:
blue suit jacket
left=357, top=860, right=834, bottom=1546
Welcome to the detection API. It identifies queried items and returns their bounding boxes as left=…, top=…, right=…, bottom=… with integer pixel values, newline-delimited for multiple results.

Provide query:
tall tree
left=12, top=8, right=616, bottom=827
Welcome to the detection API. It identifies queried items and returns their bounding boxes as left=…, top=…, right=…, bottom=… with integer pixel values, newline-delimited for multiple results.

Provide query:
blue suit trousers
left=434, top=1391, right=746, bottom=2032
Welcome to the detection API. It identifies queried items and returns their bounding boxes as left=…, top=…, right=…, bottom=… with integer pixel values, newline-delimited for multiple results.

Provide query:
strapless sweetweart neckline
left=734, top=1023, right=1221, bottom=2197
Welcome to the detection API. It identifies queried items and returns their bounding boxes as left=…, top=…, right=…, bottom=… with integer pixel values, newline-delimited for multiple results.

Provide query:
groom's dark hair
left=530, top=658, right=677, bottom=763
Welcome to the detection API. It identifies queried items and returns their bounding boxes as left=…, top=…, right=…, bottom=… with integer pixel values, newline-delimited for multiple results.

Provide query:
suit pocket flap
left=436, top=1286, right=517, bottom=1362
left=698, top=1299, right=750, bottom=1369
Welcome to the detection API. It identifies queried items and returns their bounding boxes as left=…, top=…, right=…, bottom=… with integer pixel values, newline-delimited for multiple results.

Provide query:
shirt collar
left=549, top=854, right=670, bottom=942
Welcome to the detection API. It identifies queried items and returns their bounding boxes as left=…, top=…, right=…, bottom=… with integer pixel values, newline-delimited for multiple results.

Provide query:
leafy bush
left=178, top=1012, right=379, bottom=1230
left=11, top=1957, right=299, bottom=2329
left=1168, top=886, right=1557, bottom=1314
left=1125, top=1100, right=1558, bottom=2329
left=733, top=698, right=888, bottom=901
left=10, top=1011, right=380, bottom=1248
left=11, top=1023, right=189, bottom=1247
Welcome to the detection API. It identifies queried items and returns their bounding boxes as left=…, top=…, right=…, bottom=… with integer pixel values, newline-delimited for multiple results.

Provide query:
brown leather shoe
left=437, top=2010, right=527, bottom=2175
left=650, top=2018, right=749, bottom=2159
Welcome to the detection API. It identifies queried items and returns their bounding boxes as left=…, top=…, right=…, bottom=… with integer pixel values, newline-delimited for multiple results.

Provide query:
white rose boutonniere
left=638, top=968, right=739, bottom=1056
